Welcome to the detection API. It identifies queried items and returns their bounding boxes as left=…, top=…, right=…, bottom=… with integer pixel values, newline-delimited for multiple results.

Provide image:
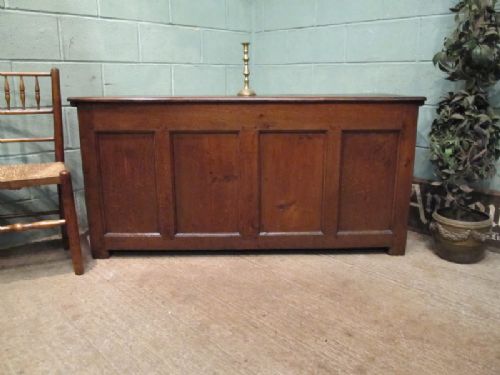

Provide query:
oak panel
left=71, top=98, right=424, bottom=258
left=87, top=103, right=408, bottom=132
left=97, top=132, right=159, bottom=234
left=338, top=131, right=399, bottom=232
left=260, top=132, right=326, bottom=233
left=173, top=133, right=240, bottom=234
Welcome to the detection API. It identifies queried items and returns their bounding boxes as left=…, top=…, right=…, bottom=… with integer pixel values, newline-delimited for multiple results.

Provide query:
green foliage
left=433, top=0, right=500, bottom=90
left=430, top=0, right=500, bottom=205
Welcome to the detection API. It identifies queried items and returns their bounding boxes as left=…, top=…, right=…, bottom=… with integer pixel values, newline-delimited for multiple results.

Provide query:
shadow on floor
left=111, top=247, right=390, bottom=258
left=0, top=234, right=96, bottom=282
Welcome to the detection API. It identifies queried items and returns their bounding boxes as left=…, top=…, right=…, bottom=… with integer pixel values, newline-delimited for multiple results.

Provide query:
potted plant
left=430, top=0, right=500, bottom=263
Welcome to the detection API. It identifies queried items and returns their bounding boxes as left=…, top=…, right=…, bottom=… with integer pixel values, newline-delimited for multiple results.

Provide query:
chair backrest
left=0, top=68, right=64, bottom=163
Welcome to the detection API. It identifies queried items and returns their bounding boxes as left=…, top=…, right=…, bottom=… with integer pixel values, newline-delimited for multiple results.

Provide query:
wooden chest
left=69, top=96, right=425, bottom=258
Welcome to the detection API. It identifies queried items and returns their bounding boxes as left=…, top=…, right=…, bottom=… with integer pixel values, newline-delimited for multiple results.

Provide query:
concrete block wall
left=0, top=0, right=252, bottom=248
left=1, top=0, right=499, bottom=249
left=251, top=0, right=500, bottom=187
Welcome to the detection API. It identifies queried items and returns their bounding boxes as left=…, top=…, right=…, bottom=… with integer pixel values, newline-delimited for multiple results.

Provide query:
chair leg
left=59, top=171, right=84, bottom=275
left=57, top=184, right=69, bottom=250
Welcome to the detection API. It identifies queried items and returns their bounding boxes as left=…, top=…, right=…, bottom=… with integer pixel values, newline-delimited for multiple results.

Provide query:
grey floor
left=1, top=231, right=499, bottom=375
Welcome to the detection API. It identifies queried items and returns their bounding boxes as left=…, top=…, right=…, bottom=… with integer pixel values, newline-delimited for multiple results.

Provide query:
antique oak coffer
left=69, top=96, right=425, bottom=259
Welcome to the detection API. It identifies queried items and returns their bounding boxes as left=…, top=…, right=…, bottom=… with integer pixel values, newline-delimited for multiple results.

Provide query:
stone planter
left=430, top=207, right=491, bottom=264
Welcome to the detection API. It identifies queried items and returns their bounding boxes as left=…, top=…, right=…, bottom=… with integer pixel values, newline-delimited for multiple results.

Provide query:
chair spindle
left=19, top=76, right=26, bottom=109
left=0, top=219, right=66, bottom=233
left=4, top=76, right=10, bottom=110
left=35, top=76, right=40, bottom=110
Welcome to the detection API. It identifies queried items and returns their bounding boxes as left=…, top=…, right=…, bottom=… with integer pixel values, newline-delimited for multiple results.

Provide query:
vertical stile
left=19, top=76, right=26, bottom=109
left=35, top=76, right=41, bottom=110
left=4, top=76, right=10, bottom=109
left=51, top=68, right=65, bottom=162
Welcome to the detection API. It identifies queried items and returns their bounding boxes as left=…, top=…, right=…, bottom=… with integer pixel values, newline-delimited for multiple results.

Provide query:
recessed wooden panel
left=97, top=133, right=159, bottom=233
left=338, top=131, right=399, bottom=232
left=260, top=132, right=325, bottom=233
left=173, top=133, right=240, bottom=234
left=73, top=98, right=423, bottom=258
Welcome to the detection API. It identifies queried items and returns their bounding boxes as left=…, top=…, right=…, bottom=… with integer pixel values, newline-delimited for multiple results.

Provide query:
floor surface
left=0, top=231, right=499, bottom=375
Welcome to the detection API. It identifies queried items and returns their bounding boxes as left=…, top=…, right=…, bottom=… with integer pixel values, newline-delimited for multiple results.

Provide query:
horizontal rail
left=0, top=72, right=51, bottom=77
left=0, top=137, right=55, bottom=143
left=0, top=108, right=53, bottom=115
left=0, top=219, right=66, bottom=233
left=0, top=210, right=60, bottom=220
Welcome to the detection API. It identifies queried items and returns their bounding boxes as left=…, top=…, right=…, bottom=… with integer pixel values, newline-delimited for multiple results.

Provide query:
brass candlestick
left=237, top=42, right=256, bottom=96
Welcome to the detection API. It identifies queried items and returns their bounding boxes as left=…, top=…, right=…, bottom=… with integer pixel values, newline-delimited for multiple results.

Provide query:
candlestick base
left=237, top=87, right=256, bottom=97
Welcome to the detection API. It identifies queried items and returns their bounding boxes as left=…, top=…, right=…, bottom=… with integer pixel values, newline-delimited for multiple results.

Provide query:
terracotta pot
left=430, top=207, right=491, bottom=264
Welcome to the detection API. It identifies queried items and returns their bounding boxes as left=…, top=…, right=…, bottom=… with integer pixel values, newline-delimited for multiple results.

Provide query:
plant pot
left=430, top=207, right=491, bottom=264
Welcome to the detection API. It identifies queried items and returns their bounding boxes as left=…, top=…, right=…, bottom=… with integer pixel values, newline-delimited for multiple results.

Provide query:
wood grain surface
left=72, top=97, right=423, bottom=258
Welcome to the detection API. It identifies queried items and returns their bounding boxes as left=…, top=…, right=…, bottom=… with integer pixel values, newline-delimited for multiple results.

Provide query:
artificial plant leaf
left=451, top=113, right=466, bottom=120
left=459, top=184, right=474, bottom=192
left=428, top=0, right=500, bottom=207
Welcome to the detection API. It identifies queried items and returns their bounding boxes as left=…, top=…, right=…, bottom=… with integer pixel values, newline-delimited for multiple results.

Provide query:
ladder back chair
left=0, top=68, right=84, bottom=275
